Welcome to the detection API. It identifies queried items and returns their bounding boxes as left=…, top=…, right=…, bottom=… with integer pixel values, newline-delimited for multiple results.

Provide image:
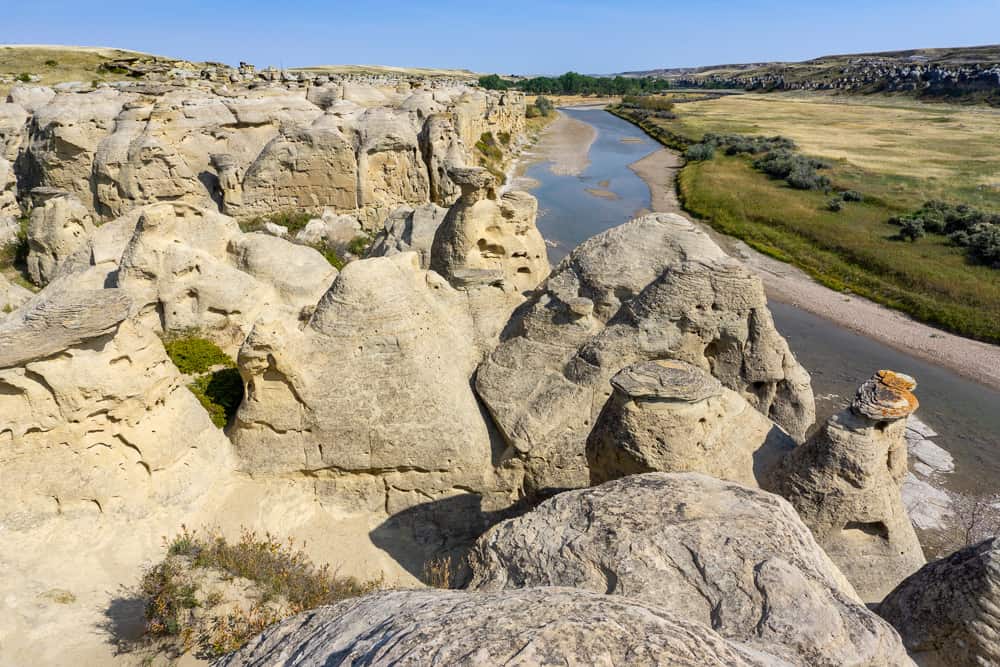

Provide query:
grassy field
left=614, top=92, right=1000, bottom=342
left=0, top=45, right=159, bottom=94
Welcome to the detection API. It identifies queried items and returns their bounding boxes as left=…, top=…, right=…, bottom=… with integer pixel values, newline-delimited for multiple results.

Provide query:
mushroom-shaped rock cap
left=447, top=165, right=495, bottom=190
left=852, top=369, right=919, bottom=420
left=610, top=360, right=723, bottom=403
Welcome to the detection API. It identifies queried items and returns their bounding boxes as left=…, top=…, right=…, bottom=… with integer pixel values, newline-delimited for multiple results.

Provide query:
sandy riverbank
left=512, top=109, right=598, bottom=182
left=631, top=147, right=1000, bottom=391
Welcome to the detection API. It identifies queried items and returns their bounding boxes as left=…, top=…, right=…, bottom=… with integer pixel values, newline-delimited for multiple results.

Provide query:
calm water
left=523, top=107, right=1000, bottom=494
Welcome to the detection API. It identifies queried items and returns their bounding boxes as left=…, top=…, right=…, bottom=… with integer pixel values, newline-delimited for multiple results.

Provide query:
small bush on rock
left=138, top=527, right=380, bottom=658
left=163, top=336, right=234, bottom=375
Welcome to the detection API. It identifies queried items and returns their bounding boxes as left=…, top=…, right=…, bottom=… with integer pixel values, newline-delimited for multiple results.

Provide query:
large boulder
left=467, top=473, right=911, bottom=666
left=218, top=588, right=779, bottom=667
left=0, top=280, right=231, bottom=530
left=430, top=166, right=549, bottom=293
left=586, top=360, right=796, bottom=487
left=25, top=191, right=95, bottom=286
left=235, top=121, right=359, bottom=218
left=770, top=370, right=925, bottom=602
left=230, top=252, right=500, bottom=503
left=878, top=537, right=1000, bottom=666
left=475, top=213, right=814, bottom=493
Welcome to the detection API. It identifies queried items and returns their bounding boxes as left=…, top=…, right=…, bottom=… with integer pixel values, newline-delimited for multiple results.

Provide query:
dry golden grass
left=671, top=92, right=1000, bottom=188
left=0, top=45, right=159, bottom=94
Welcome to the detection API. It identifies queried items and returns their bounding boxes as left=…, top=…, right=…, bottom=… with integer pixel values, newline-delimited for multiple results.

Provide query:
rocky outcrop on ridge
left=770, top=370, right=925, bottom=602
left=430, top=166, right=549, bottom=292
left=586, top=360, right=796, bottom=487
left=5, top=81, right=525, bottom=231
left=878, top=537, right=1000, bottom=666
left=217, top=587, right=782, bottom=667
left=368, top=202, right=448, bottom=267
left=0, top=281, right=231, bottom=530
left=475, top=213, right=815, bottom=493
left=467, top=473, right=911, bottom=666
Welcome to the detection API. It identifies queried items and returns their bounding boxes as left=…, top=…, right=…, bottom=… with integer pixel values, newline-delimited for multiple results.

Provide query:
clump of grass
left=311, top=242, right=345, bottom=270
left=240, top=210, right=315, bottom=235
left=138, top=526, right=379, bottom=658
left=161, top=336, right=243, bottom=428
left=188, top=369, right=243, bottom=428
left=162, top=336, right=235, bottom=375
left=475, top=131, right=503, bottom=162
left=347, top=234, right=372, bottom=257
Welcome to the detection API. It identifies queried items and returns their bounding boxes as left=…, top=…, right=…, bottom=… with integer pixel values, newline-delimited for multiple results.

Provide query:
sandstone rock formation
left=0, top=281, right=231, bottom=530
left=112, top=202, right=336, bottom=351
left=475, top=213, right=814, bottom=493
left=468, top=473, right=912, bottom=666
left=586, top=360, right=796, bottom=487
left=430, top=167, right=549, bottom=293
left=0, top=156, right=20, bottom=245
left=878, top=537, right=1000, bottom=666
left=218, top=588, right=779, bottom=667
left=7, top=81, right=525, bottom=232
left=770, top=370, right=925, bottom=602
left=25, top=191, right=95, bottom=285
left=231, top=252, right=503, bottom=508
left=0, top=274, right=31, bottom=315
left=368, top=203, right=448, bottom=267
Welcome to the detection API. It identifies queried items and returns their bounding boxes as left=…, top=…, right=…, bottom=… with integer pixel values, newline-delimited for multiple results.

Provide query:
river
left=517, top=106, right=1000, bottom=497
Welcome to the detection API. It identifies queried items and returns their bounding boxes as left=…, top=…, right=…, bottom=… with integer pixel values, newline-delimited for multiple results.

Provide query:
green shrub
left=534, top=96, right=554, bottom=116
left=967, top=223, right=1000, bottom=267
left=899, top=218, right=926, bottom=242
left=827, top=197, right=844, bottom=212
left=16, top=73, right=31, bottom=83
left=685, top=143, right=715, bottom=161
left=347, top=235, right=371, bottom=257
left=841, top=190, right=863, bottom=202
left=475, top=132, right=503, bottom=162
left=44, top=59, right=59, bottom=67
left=525, top=105, right=541, bottom=119
left=312, top=243, right=345, bottom=270
left=188, top=369, right=243, bottom=429
left=163, top=336, right=235, bottom=375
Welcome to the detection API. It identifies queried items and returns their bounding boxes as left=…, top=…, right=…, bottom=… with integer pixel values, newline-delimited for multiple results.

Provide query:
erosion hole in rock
left=842, top=520, right=890, bottom=541
left=476, top=238, right=506, bottom=257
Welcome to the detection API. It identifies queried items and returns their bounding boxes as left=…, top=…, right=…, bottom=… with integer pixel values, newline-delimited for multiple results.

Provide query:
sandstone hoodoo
left=475, top=213, right=815, bottom=493
left=586, top=360, right=797, bottom=488
left=770, top=370, right=925, bottom=602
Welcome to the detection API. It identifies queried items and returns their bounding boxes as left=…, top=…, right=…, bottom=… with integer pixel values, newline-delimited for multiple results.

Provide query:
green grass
left=678, top=156, right=1000, bottom=342
left=162, top=336, right=235, bottom=375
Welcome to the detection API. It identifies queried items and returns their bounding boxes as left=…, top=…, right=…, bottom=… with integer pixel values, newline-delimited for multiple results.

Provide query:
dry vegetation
left=0, top=45, right=159, bottom=94
left=614, top=92, right=1000, bottom=342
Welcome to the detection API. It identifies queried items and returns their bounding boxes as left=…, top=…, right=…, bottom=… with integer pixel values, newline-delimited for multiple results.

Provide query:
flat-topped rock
left=609, top=359, right=723, bottom=402
left=853, top=370, right=919, bottom=420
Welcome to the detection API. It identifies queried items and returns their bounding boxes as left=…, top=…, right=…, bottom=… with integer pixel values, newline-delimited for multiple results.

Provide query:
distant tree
left=478, top=74, right=510, bottom=91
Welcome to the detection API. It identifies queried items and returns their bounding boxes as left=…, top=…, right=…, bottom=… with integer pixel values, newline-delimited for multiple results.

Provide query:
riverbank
left=631, top=146, right=1000, bottom=392
left=508, top=108, right=599, bottom=190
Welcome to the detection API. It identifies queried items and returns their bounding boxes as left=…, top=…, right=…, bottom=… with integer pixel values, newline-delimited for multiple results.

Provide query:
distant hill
left=619, top=45, right=1000, bottom=104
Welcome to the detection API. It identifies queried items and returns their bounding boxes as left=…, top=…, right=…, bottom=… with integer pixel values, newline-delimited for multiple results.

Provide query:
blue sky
left=5, top=0, right=999, bottom=74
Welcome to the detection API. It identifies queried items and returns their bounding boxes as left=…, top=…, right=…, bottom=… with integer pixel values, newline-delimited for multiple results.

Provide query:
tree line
left=479, top=72, right=669, bottom=96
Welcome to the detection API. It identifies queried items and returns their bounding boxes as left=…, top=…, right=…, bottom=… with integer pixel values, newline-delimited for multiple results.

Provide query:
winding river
left=519, top=106, right=1000, bottom=496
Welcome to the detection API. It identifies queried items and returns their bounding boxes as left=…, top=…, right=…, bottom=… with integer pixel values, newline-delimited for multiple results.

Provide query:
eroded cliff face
left=3, top=79, right=525, bottom=232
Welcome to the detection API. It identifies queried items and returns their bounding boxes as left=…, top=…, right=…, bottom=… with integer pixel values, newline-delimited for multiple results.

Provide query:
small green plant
left=188, top=369, right=243, bottom=428
left=44, top=59, right=59, bottom=67
left=475, top=131, right=503, bottom=162
left=841, top=190, right=863, bottom=202
left=534, top=95, right=554, bottom=116
left=347, top=234, right=371, bottom=257
left=162, top=336, right=234, bottom=375
left=16, top=73, right=32, bottom=83
left=241, top=210, right=315, bottom=235
left=497, top=131, right=511, bottom=146
left=827, top=197, right=844, bottom=212
left=898, top=218, right=926, bottom=242
left=312, top=243, right=345, bottom=270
